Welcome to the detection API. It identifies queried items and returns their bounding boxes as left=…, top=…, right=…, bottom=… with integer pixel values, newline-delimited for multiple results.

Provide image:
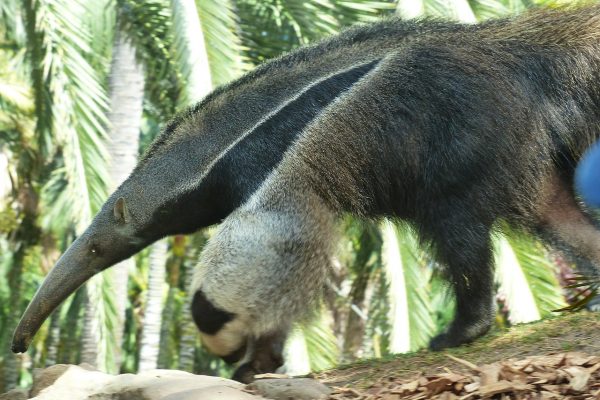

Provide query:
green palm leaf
left=197, top=0, right=250, bottom=86
left=500, top=229, right=566, bottom=317
left=32, top=0, right=110, bottom=232
left=397, top=0, right=476, bottom=22
left=118, top=0, right=183, bottom=118
left=380, top=221, right=434, bottom=353
left=494, top=233, right=542, bottom=323
left=290, top=309, right=340, bottom=373
left=236, top=0, right=394, bottom=62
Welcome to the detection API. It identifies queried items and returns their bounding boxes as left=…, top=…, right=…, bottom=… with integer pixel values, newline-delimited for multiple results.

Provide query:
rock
left=0, top=388, right=28, bottom=400
left=27, top=365, right=267, bottom=400
left=15, top=365, right=334, bottom=399
left=29, top=364, right=71, bottom=397
left=248, top=378, right=332, bottom=400
left=161, top=386, right=262, bottom=400
left=31, top=365, right=115, bottom=399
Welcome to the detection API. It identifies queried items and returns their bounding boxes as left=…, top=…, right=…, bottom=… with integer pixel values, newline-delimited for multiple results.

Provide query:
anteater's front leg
left=191, top=203, right=336, bottom=382
left=427, top=212, right=495, bottom=350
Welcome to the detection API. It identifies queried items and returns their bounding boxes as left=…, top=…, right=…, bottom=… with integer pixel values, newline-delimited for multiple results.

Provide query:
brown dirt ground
left=315, top=311, right=600, bottom=390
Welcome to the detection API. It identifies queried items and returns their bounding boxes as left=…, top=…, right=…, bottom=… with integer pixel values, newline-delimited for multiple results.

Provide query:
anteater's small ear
left=114, top=197, right=131, bottom=224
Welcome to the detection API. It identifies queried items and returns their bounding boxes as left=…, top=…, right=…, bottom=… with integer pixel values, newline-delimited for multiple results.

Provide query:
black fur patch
left=191, top=290, right=235, bottom=335
left=204, top=59, right=381, bottom=215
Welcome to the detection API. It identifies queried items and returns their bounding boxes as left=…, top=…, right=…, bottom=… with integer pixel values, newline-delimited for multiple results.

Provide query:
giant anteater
left=13, top=4, right=600, bottom=382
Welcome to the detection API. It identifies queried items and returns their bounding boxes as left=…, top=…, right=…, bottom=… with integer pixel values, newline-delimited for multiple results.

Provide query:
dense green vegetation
left=0, top=0, right=593, bottom=392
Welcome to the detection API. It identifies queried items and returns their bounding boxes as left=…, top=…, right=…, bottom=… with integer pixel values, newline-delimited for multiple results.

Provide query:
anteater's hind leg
left=427, top=213, right=496, bottom=350
left=534, top=173, right=600, bottom=310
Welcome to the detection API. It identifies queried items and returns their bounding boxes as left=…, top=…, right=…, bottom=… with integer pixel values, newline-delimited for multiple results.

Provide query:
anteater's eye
left=90, top=247, right=97, bottom=254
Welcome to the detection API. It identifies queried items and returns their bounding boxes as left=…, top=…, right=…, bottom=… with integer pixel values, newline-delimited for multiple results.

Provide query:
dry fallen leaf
left=327, top=352, right=600, bottom=400
left=424, top=377, right=454, bottom=396
left=565, top=366, right=591, bottom=392
left=479, top=364, right=501, bottom=386
left=478, top=380, right=516, bottom=397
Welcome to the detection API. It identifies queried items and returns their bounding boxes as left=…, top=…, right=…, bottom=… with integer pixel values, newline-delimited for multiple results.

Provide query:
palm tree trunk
left=106, top=29, right=144, bottom=353
left=80, top=28, right=144, bottom=371
left=44, top=306, right=62, bottom=367
left=3, top=249, right=25, bottom=390
left=138, top=239, right=168, bottom=371
left=3, top=183, right=40, bottom=389
left=80, top=285, right=101, bottom=366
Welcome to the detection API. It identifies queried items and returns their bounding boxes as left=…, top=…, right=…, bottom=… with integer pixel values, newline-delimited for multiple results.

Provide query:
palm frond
left=299, top=308, right=340, bottom=372
left=171, top=0, right=213, bottom=105
left=236, top=0, right=394, bottom=62
left=0, top=52, right=32, bottom=113
left=0, top=48, right=33, bottom=142
left=506, top=231, right=566, bottom=316
left=495, top=228, right=566, bottom=320
left=494, top=233, right=542, bottom=324
left=118, top=0, right=183, bottom=117
left=81, top=0, right=116, bottom=76
left=468, top=0, right=521, bottom=20
left=197, top=0, right=250, bottom=86
left=380, top=221, right=434, bottom=353
left=397, top=0, right=476, bottom=22
left=31, top=0, right=110, bottom=234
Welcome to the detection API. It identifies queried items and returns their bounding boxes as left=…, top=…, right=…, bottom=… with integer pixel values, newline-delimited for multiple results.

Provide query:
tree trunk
left=44, top=306, right=62, bottom=367
left=138, top=239, right=168, bottom=371
left=106, top=29, right=145, bottom=368
left=3, top=249, right=25, bottom=390
left=80, top=285, right=101, bottom=366
left=80, top=28, right=144, bottom=371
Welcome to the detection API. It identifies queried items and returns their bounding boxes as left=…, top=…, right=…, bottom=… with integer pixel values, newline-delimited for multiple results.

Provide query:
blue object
left=575, top=141, right=600, bottom=208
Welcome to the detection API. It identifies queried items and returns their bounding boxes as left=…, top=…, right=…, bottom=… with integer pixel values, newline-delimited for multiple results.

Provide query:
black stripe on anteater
left=150, top=59, right=382, bottom=232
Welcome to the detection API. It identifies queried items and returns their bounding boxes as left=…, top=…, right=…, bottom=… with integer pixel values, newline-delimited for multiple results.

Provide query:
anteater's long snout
left=11, top=236, right=98, bottom=353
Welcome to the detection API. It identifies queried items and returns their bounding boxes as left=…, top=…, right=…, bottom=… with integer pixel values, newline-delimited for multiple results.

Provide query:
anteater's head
left=11, top=111, right=230, bottom=353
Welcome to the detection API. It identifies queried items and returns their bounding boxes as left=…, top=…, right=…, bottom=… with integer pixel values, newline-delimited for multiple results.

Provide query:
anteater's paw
left=429, top=320, right=491, bottom=351
left=231, top=352, right=284, bottom=383
left=429, top=332, right=467, bottom=351
left=232, top=362, right=257, bottom=384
